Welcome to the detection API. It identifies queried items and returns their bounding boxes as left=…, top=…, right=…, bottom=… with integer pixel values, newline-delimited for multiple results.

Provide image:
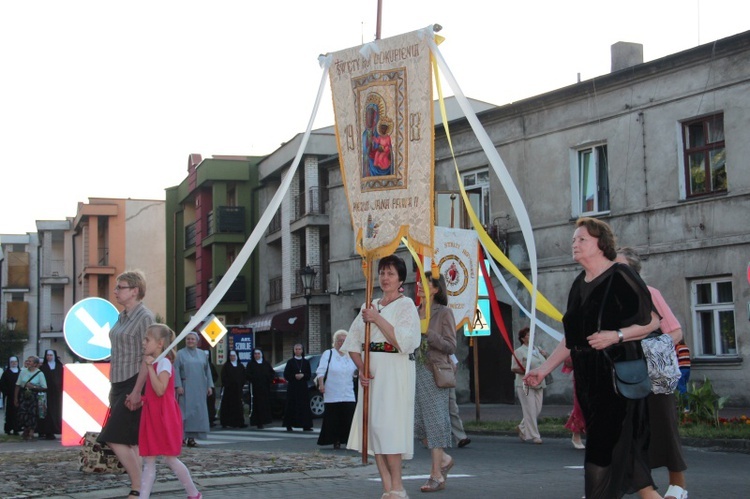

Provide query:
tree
left=0, top=322, right=27, bottom=366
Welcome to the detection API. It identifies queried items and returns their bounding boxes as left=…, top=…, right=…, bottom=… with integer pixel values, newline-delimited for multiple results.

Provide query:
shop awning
left=244, top=306, right=305, bottom=333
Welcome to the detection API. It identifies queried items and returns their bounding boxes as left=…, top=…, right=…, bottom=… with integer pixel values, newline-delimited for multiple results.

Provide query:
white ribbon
left=479, top=239, right=564, bottom=342
left=157, top=56, right=333, bottom=361
left=358, top=41, right=380, bottom=58
left=427, top=37, right=540, bottom=377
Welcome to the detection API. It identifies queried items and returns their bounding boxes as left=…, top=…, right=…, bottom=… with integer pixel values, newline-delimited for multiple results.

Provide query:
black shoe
left=257, top=425, right=264, bottom=429
left=303, top=428, right=314, bottom=432
left=333, top=443, right=341, bottom=450
left=240, top=424, right=248, bottom=428
left=286, top=427, right=293, bottom=432
left=458, top=438, right=471, bottom=448
left=45, top=434, right=56, bottom=440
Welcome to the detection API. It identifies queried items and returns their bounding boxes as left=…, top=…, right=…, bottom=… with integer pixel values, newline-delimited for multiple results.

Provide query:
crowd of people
left=0, top=349, right=66, bottom=443
left=0, top=221, right=697, bottom=498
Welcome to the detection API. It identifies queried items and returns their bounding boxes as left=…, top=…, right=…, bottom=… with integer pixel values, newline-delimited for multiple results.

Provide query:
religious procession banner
left=429, top=227, right=480, bottom=331
left=329, top=27, right=435, bottom=260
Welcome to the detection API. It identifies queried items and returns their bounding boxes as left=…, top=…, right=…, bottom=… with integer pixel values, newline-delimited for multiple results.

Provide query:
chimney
left=611, top=42, right=644, bottom=72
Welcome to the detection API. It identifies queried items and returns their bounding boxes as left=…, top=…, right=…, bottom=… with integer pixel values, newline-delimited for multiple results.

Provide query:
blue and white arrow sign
left=64, top=297, right=119, bottom=361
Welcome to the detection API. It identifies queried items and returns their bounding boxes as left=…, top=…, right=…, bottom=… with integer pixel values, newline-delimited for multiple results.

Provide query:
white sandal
left=664, top=484, right=687, bottom=499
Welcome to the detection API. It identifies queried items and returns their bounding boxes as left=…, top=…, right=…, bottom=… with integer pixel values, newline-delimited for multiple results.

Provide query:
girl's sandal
left=127, top=491, right=140, bottom=498
left=420, top=477, right=445, bottom=493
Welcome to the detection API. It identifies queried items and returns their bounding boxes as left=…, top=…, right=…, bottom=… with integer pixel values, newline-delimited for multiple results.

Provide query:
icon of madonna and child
left=361, top=93, right=395, bottom=178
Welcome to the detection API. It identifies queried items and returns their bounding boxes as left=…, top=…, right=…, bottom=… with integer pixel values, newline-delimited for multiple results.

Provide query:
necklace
left=294, top=357, right=303, bottom=373
left=377, top=294, right=403, bottom=312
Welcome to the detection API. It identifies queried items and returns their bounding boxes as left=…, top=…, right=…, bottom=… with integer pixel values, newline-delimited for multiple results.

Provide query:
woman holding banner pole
left=342, top=255, right=421, bottom=499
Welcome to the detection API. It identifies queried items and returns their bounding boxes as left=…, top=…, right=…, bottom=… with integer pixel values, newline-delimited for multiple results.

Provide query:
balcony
left=269, top=276, right=283, bottom=304
left=292, top=187, right=326, bottom=221
left=185, top=221, right=197, bottom=249
left=185, top=285, right=197, bottom=310
left=268, top=211, right=281, bottom=234
left=209, top=275, right=246, bottom=303
left=209, top=206, right=245, bottom=234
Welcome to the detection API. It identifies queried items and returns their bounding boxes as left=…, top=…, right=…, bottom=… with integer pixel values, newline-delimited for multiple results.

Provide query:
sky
left=1, top=0, right=747, bottom=234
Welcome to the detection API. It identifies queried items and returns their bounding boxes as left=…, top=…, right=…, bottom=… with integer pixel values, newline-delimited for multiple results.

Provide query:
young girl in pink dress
left=139, top=324, right=201, bottom=499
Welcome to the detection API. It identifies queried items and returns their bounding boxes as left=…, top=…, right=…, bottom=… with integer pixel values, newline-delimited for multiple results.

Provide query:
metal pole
left=375, top=0, right=383, bottom=40
left=473, top=336, right=481, bottom=422
left=305, top=295, right=311, bottom=354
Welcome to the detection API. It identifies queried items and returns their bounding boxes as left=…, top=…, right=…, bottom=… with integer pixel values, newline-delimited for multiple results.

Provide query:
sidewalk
left=457, top=402, right=749, bottom=424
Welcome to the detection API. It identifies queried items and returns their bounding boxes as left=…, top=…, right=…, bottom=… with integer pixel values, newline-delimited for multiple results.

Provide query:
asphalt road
left=148, top=426, right=750, bottom=499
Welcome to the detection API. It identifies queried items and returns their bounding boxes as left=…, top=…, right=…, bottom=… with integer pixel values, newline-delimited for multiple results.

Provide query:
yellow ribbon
left=430, top=58, right=563, bottom=323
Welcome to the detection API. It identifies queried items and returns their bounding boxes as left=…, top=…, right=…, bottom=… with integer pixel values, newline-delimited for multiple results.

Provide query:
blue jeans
left=677, top=367, right=691, bottom=396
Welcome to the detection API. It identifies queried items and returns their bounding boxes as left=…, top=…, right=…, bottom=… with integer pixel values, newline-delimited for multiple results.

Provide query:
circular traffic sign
left=63, top=297, right=119, bottom=361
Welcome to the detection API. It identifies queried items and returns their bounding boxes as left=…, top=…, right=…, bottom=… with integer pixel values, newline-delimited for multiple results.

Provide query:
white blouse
left=316, top=348, right=358, bottom=403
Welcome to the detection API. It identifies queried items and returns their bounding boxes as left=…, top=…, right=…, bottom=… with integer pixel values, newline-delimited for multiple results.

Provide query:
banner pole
left=473, top=336, right=481, bottom=422
left=361, top=256, right=373, bottom=464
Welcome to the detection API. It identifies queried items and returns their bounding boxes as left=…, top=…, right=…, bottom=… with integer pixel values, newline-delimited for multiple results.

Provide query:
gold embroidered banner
left=430, top=227, right=480, bottom=331
left=330, top=28, right=435, bottom=260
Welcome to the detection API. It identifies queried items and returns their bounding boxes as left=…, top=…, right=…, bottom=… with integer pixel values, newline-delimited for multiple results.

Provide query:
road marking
left=194, top=428, right=320, bottom=446
left=369, top=474, right=474, bottom=482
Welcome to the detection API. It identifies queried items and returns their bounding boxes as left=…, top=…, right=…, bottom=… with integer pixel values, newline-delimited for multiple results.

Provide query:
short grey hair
left=616, top=246, right=642, bottom=274
left=332, top=329, right=348, bottom=346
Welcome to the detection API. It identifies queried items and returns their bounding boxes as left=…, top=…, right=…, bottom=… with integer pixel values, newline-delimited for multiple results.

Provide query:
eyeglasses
left=114, top=285, right=135, bottom=291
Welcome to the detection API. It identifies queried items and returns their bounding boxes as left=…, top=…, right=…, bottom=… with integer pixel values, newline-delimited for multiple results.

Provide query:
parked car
left=269, top=354, right=324, bottom=418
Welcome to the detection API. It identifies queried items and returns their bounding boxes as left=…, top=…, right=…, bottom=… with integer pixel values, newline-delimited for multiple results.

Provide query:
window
left=682, top=113, right=726, bottom=198
left=574, top=144, right=610, bottom=216
left=436, top=169, right=490, bottom=229
left=691, top=278, right=736, bottom=357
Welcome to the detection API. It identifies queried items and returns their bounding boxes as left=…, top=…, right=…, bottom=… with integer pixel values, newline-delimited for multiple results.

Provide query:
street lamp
left=300, top=265, right=317, bottom=353
left=7, top=317, right=17, bottom=332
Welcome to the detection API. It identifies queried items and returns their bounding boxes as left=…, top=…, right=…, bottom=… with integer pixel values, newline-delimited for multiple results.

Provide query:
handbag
left=641, top=331, right=681, bottom=394
left=598, top=272, right=652, bottom=400
left=431, top=360, right=456, bottom=389
left=78, top=431, right=126, bottom=474
left=37, top=392, right=47, bottom=419
left=605, top=343, right=652, bottom=399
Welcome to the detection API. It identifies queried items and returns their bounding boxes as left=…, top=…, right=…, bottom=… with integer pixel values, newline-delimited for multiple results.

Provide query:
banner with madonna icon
left=329, top=27, right=435, bottom=260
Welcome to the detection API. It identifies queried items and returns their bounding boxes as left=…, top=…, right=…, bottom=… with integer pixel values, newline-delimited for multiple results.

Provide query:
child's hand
left=143, top=355, right=155, bottom=365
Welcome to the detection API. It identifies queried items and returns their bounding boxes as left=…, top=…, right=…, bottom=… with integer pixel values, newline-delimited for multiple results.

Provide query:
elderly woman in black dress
left=525, top=218, right=661, bottom=499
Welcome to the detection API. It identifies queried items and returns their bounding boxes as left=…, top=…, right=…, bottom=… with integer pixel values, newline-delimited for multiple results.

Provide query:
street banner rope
left=427, top=34, right=565, bottom=378
left=156, top=55, right=333, bottom=361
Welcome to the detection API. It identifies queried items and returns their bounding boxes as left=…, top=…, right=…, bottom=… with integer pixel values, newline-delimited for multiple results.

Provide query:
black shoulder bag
left=599, top=272, right=652, bottom=400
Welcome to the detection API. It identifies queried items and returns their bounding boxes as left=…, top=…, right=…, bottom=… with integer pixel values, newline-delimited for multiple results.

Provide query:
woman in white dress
left=342, top=255, right=421, bottom=499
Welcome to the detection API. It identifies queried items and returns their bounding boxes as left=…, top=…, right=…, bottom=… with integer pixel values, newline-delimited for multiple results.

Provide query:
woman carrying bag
left=316, top=330, right=357, bottom=449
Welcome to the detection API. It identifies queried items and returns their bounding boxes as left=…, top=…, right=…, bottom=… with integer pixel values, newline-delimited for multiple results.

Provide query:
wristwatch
left=617, top=330, right=624, bottom=343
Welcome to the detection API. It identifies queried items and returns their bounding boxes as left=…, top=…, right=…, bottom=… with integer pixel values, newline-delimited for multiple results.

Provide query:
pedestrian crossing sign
left=464, top=298, right=491, bottom=336
left=200, top=315, right=227, bottom=347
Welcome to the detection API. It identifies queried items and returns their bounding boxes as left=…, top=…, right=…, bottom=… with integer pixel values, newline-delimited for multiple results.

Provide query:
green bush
left=677, top=376, right=729, bottom=428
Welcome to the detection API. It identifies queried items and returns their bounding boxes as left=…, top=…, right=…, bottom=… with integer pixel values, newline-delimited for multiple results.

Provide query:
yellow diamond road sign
left=200, top=315, right=227, bottom=348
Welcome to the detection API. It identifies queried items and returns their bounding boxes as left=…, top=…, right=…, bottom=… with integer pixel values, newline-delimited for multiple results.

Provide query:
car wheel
left=310, top=392, right=325, bottom=417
